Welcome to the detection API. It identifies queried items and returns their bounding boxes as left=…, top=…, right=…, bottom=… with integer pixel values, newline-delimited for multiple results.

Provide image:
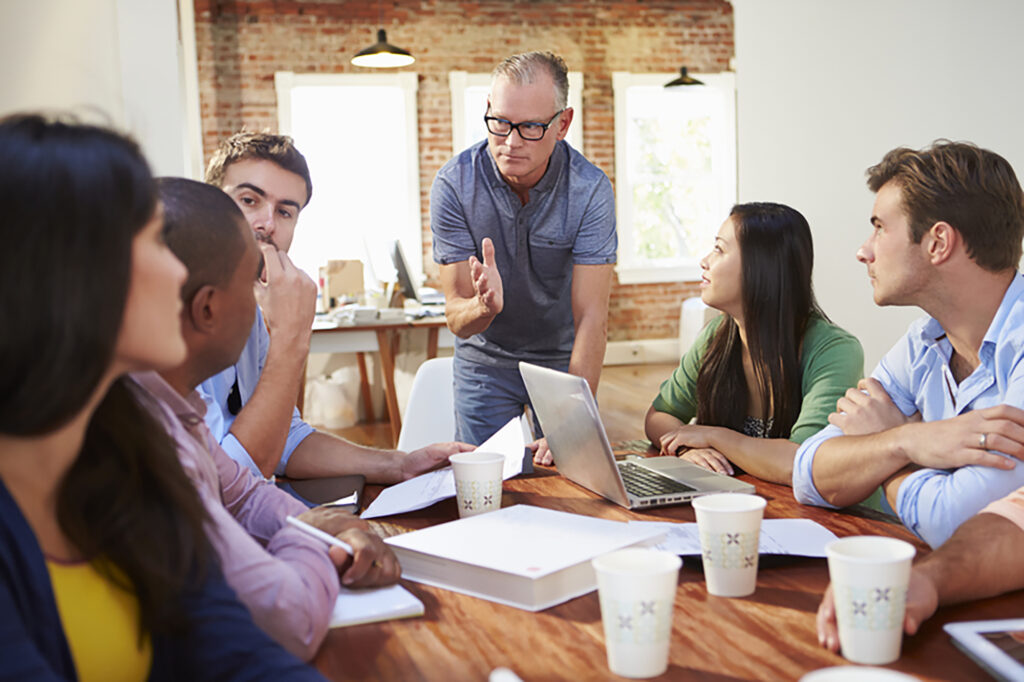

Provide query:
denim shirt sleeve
left=896, top=356, right=1024, bottom=548
left=897, top=459, right=1024, bottom=548
left=792, top=424, right=843, bottom=508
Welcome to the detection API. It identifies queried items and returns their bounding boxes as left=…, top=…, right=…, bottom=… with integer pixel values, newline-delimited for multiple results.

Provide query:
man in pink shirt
left=132, top=177, right=399, bottom=661
left=817, top=485, right=1024, bottom=651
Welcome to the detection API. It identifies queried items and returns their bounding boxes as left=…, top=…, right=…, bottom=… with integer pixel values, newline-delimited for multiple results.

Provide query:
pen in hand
left=285, top=515, right=354, bottom=555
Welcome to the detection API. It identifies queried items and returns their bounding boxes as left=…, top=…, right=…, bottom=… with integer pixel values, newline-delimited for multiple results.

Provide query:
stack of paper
left=385, top=504, right=666, bottom=611
left=334, top=305, right=378, bottom=324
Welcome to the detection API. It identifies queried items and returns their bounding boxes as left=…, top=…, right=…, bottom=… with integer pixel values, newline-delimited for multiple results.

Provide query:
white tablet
left=944, top=618, right=1024, bottom=682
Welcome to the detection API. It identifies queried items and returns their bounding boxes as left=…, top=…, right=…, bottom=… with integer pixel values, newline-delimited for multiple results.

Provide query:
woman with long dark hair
left=644, top=202, right=863, bottom=484
left=0, top=114, right=321, bottom=680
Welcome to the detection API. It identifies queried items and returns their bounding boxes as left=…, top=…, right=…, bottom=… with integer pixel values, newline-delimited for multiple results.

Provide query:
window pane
left=614, top=73, right=736, bottom=283
left=460, top=84, right=490, bottom=152
left=280, top=78, right=420, bottom=291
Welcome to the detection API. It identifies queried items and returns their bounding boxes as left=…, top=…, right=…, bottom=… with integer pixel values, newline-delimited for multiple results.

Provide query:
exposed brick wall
left=194, top=0, right=731, bottom=342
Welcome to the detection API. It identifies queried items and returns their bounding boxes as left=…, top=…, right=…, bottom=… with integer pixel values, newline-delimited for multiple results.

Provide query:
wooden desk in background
left=315, top=465, right=1023, bottom=681
left=309, top=316, right=454, bottom=445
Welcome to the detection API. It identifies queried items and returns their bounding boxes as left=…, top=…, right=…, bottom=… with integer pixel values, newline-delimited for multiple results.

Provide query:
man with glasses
left=431, top=51, right=616, bottom=464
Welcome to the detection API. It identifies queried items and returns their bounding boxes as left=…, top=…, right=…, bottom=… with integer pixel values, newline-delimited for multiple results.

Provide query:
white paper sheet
left=628, top=518, right=839, bottom=558
left=360, top=416, right=526, bottom=519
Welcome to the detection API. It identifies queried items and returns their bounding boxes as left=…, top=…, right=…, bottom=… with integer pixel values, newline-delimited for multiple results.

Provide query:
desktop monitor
left=391, top=240, right=419, bottom=302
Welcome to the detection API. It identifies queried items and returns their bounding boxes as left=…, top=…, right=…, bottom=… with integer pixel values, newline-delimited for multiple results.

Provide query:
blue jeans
left=452, top=354, right=561, bottom=445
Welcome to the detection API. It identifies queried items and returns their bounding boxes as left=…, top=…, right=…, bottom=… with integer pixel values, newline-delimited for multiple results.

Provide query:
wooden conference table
left=314, top=457, right=1024, bottom=681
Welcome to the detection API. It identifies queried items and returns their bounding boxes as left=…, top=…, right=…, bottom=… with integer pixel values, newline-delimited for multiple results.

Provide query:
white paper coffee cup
left=450, top=451, right=504, bottom=518
left=692, top=493, right=766, bottom=597
left=825, top=536, right=916, bottom=665
left=592, top=548, right=681, bottom=678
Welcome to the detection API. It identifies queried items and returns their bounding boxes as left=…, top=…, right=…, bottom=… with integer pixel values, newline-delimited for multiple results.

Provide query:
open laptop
left=520, top=362, right=754, bottom=509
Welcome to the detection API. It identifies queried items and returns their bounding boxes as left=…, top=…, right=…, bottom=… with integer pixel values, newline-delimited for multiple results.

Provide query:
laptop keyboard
left=618, top=461, right=696, bottom=496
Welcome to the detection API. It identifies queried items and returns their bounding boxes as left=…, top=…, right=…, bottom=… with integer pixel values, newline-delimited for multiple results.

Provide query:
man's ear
left=555, top=106, right=574, bottom=141
left=187, top=284, right=218, bottom=334
left=925, top=221, right=958, bottom=265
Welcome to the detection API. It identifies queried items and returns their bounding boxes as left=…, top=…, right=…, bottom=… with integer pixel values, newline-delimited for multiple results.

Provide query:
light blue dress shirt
left=793, top=272, right=1024, bottom=548
left=198, top=308, right=315, bottom=478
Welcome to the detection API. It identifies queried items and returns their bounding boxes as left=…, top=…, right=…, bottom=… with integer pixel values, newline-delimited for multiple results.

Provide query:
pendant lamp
left=664, top=67, right=704, bottom=87
left=351, top=29, right=415, bottom=68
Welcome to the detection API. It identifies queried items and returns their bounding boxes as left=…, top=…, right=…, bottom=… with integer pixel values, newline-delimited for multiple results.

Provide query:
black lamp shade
left=351, top=29, right=415, bottom=68
left=665, top=67, right=705, bottom=87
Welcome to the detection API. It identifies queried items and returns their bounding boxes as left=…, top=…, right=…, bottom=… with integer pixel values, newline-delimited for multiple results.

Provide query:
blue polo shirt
left=430, top=139, right=616, bottom=368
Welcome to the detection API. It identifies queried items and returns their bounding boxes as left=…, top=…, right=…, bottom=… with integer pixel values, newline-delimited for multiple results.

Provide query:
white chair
left=397, top=356, right=455, bottom=452
left=679, top=296, right=718, bottom=355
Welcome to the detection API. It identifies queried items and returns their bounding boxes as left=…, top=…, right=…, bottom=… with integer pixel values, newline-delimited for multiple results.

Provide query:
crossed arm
left=794, top=376, right=1024, bottom=546
left=809, top=378, right=1024, bottom=509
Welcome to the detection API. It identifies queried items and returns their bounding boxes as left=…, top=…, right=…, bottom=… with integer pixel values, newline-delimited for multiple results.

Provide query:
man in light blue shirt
left=793, top=141, right=1024, bottom=548
left=202, top=132, right=471, bottom=481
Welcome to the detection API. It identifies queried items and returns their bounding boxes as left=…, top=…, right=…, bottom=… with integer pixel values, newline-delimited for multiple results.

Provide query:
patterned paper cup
left=450, top=451, right=505, bottom=518
left=825, top=536, right=916, bottom=665
left=692, top=493, right=767, bottom=597
left=592, top=548, right=682, bottom=678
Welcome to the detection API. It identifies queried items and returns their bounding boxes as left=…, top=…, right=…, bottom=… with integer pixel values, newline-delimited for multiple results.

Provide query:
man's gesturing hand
left=468, top=237, right=504, bottom=318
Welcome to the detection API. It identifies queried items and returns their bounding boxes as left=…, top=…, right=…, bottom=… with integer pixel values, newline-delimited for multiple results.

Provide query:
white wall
left=733, top=0, right=1024, bottom=369
left=0, top=0, right=201, bottom=177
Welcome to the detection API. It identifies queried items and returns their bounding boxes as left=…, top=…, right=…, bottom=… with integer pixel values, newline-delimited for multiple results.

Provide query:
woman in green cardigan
left=644, top=202, right=863, bottom=485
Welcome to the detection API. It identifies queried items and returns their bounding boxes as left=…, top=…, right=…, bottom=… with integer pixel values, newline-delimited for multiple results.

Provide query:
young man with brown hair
left=202, top=132, right=471, bottom=481
left=793, top=140, right=1024, bottom=548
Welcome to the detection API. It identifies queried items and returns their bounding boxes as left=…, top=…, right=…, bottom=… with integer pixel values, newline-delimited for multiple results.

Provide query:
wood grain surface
left=316, top=364, right=1018, bottom=680
left=317, top=460, right=1021, bottom=681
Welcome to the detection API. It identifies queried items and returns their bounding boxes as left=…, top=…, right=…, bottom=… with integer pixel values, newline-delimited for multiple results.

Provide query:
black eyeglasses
left=484, top=106, right=565, bottom=141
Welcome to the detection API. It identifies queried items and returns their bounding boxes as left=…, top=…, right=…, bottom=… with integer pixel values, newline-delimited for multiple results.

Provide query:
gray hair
left=491, top=51, right=569, bottom=110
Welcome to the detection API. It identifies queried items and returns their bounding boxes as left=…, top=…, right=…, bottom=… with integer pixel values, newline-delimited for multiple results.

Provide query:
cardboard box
left=320, top=260, right=364, bottom=308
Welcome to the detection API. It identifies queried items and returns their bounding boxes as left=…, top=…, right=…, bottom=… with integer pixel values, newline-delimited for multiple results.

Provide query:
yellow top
left=46, top=558, right=152, bottom=682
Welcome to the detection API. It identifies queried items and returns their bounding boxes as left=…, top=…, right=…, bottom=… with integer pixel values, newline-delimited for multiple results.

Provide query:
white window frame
left=449, top=71, right=585, bottom=155
left=612, top=71, right=737, bottom=284
left=275, top=71, right=423, bottom=285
